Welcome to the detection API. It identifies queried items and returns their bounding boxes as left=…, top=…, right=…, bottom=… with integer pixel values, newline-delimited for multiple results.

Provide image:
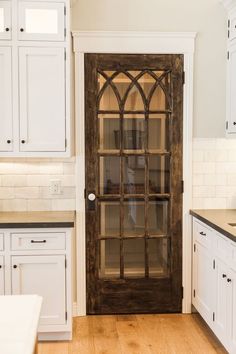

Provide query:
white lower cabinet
left=11, top=255, right=66, bottom=327
left=0, top=228, right=72, bottom=341
left=0, top=256, right=4, bottom=295
left=192, top=217, right=236, bottom=353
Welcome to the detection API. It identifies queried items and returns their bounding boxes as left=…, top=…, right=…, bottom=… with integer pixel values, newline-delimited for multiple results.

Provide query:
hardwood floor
left=38, top=314, right=227, bottom=354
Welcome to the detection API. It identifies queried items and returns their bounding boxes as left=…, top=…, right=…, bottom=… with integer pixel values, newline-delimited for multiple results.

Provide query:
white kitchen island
left=0, top=295, right=42, bottom=354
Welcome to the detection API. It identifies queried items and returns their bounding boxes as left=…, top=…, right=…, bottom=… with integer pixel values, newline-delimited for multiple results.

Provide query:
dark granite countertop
left=190, top=209, right=236, bottom=242
left=0, top=211, right=75, bottom=228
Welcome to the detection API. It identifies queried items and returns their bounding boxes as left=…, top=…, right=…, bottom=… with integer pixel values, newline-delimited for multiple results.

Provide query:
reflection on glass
left=149, top=238, right=168, bottom=277
left=99, top=202, right=120, bottom=237
left=98, top=80, right=119, bottom=111
left=99, top=239, right=120, bottom=278
left=148, top=115, right=168, bottom=152
left=124, top=85, right=144, bottom=111
left=149, top=85, right=166, bottom=111
left=123, top=156, right=145, bottom=194
left=137, top=72, right=155, bottom=99
left=124, top=238, right=145, bottom=278
left=99, top=156, right=120, bottom=195
left=98, top=114, right=120, bottom=152
left=112, top=72, right=131, bottom=100
left=0, top=8, right=4, bottom=32
left=148, top=200, right=168, bottom=235
left=124, top=199, right=145, bottom=236
left=25, top=9, right=58, bottom=34
left=123, top=118, right=145, bottom=151
left=149, top=155, right=170, bottom=194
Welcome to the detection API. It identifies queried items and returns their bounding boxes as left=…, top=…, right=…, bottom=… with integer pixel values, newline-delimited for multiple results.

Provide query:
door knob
left=88, top=193, right=96, bottom=201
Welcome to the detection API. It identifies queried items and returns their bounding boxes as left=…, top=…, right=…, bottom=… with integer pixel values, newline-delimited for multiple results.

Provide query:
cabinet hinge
left=65, top=311, right=68, bottom=321
left=213, top=312, right=215, bottom=322
left=64, top=51, right=66, bottom=61
left=194, top=243, right=196, bottom=253
left=182, top=71, right=185, bottom=85
left=65, top=258, right=67, bottom=269
left=65, top=138, right=67, bottom=148
left=228, top=29, right=230, bottom=38
left=228, top=19, right=230, bottom=28
left=181, top=286, right=184, bottom=299
left=181, top=180, right=184, bottom=193
left=193, top=289, right=196, bottom=298
left=64, top=6, right=66, bottom=15
left=227, top=51, right=230, bottom=60
left=64, top=28, right=66, bottom=37
left=226, top=121, right=229, bottom=130
left=213, top=259, right=215, bottom=270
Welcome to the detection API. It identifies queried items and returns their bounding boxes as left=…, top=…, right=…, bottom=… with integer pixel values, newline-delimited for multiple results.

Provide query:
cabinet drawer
left=193, top=219, right=212, bottom=248
left=11, top=232, right=65, bottom=250
left=0, top=234, right=3, bottom=250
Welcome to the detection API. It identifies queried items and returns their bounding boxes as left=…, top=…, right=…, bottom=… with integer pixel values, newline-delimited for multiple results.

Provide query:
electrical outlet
left=50, top=180, right=61, bottom=195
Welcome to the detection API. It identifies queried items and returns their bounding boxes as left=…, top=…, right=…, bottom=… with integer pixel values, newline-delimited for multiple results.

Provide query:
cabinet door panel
left=0, top=1, right=11, bottom=40
left=19, top=47, right=66, bottom=152
left=192, top=242, right=215, bottom=326
left=229, top=269, right=236, bottom=353
left=11, top=255, right=66, bottom=326
left=0, top=255, right=4, bottom=295
left=0, top=47, right=13, bottom=152
left=227, top=43, right=236, bottom=134
left=18, top=1, right=65, bottom=41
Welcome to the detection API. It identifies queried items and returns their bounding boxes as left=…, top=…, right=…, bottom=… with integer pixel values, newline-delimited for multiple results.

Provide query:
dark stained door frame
left=85, top=54, right=184, bottom=314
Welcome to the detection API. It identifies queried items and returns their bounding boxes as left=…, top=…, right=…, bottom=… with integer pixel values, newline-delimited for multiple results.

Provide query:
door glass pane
left=123, top=118, right=145, bottom=151
left=148, top=200, right=168, bottom=235
left=149, top=238, right=168, bottom=277
left=149, top=155, right=170, bottom=194
left=124, top=85, right=144, bottom=111
left=124, top=239, right=145, bottom=278
left=113, top=72, right=131, bottom=100
left=98, top=114, right=120, bottom=152
left=98, top=82, right=119, bottom=111
left=99, top=156, right=120, bottom=195
left=123, top=156, right=145, bottom=194
left=148, top=115, right=169, bottom=152
left=149, top=85, right=166, bottom=111
left=124, top=199, right=145, bottom=236
left=25, top=9, right=58, bottom=34
left=0, top=8, right=4, bottom=32
left=137, top=72, right=155, bottom=99
left=99, top=201, right=120, bottom=237
left=99, top=239, right=120, bottom=279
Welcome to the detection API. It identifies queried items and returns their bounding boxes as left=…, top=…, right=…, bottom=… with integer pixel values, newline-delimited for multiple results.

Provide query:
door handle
left=87, top=192, right=96, bottom=211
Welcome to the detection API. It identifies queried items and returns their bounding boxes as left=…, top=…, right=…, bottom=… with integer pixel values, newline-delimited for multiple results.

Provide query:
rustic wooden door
left=85, top=54, right=184, bottom=314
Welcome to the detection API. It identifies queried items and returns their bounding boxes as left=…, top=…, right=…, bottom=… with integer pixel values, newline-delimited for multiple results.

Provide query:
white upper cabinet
left=0, top=47, right=13, bottom=152
left=18, top=1, right=65, bottom=41
left=0, top=1, right=11, bottom=40
left=19, top=47, right=66, bottom=152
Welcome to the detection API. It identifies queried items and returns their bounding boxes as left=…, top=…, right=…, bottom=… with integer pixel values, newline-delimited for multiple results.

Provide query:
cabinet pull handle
left=5, top=27, right=10, bottom=32
left=227, top=278, right=232, bottom=283
left=13, top=265, right=17, bottom=269
left=200, top=231, right=206, bottom=236
left=20, top=28, right=24, bottom=32
left=222, top=274, right=227, bottom=278
left=31, top=240, right=46, bottom=243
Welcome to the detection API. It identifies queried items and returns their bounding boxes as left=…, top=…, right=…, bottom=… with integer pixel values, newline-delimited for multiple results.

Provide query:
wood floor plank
left=38, top=314, right=227, bottom=354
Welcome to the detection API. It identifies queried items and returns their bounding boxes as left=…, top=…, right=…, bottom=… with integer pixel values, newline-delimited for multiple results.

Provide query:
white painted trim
left=221, top=0, right=236, bottom=11
left=73, top=31, right=196, bottom=316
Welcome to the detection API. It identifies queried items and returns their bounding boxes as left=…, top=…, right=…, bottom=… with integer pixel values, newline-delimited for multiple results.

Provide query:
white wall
left=72, top=0, right=227, bottom=138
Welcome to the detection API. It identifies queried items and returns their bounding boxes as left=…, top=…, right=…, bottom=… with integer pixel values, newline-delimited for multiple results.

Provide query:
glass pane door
left=18, top=2, right=65, bottom=41
left=0, top=1, right=11, bottom=40
left=85, top=54, right=183, bottom=314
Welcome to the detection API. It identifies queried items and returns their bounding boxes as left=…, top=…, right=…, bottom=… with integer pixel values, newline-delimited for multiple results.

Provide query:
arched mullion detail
left=146, top=70, right=172, bottom=110
left=121, top=70, right=149, bottom=111
left=97, top=71, right=122, bottom=110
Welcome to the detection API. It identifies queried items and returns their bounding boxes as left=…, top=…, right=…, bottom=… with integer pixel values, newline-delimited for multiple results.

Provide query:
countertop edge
left=0, top=222, right=74, bottom=229
left=190, top=210, right=236, bottom=242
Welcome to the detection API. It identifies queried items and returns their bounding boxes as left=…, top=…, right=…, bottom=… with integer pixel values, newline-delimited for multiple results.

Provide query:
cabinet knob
left=13, top=265, right=17, bottom=269
left=222, top=274, right=227, bottom=278
left=227, top=278, right=232, bottom=283
left=0, top=265, right=2, bottom=269
left=233, top=122, right=236, bottom=126
left=5, top=27, right=10, bottom=32
left=21, top=140, right=26, bottom=144
left=20, top=28, right=24, bottom=32
left=7, top=140, right=11, bottom=144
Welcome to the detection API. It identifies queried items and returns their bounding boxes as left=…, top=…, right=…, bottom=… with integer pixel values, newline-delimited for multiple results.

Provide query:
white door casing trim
left=72, top=31, right=196, bottom=315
